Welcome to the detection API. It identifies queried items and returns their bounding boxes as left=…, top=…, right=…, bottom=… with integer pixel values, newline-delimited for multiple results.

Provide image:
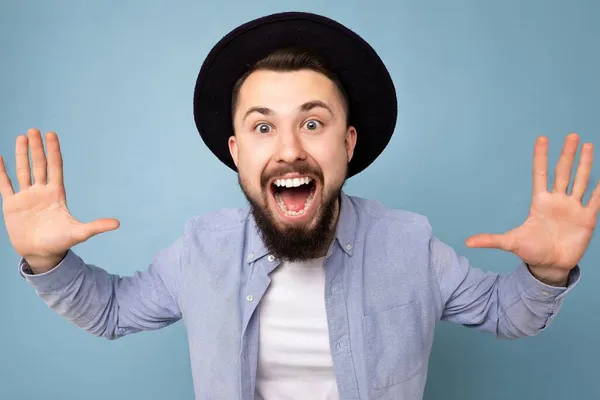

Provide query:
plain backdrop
left=1, top=0, right=599, bottom=399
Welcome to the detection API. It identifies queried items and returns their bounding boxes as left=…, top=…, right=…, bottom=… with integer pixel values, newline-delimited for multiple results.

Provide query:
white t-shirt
left=255, top=257, right=339, bottom=399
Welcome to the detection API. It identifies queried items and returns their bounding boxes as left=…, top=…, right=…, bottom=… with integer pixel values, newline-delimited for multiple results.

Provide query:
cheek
left=311, top=144, right=348, bottom=185
left=236, top=141, right=272, bottom=187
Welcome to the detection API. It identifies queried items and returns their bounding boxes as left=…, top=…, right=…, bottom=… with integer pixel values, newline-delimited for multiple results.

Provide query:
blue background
left=1, top=1, right=599, bottom=399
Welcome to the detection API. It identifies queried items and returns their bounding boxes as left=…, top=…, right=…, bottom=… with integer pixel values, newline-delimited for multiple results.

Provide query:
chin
left=241, top=172, right=341, bottom=262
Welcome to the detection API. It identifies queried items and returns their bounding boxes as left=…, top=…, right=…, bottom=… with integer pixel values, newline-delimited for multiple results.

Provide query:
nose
left=274, top=129, right=307, bottom=164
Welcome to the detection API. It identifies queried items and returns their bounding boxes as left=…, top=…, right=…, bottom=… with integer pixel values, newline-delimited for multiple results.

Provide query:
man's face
left=228, top=69, right=356, bottom=261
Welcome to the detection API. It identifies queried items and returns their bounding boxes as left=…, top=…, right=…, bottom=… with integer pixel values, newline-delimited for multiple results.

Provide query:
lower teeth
left=275, top=190, right=315, bottom=216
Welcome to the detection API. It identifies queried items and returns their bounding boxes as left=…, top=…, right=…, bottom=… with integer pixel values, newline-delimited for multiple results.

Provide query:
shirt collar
left=332, top=190, right=357, bottom=256
left=244, top=190, right=357, bottom=264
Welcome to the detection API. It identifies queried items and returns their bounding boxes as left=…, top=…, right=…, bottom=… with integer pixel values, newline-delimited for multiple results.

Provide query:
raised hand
left=0, top=128, right=120, bottom=273
left=466, top=133, right=599, bottom=286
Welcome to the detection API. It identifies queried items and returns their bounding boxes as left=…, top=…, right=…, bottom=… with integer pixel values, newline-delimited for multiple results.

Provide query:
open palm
left=467, top=134, right=600, bottom=279
left=0, top=129, right=119, bottom=270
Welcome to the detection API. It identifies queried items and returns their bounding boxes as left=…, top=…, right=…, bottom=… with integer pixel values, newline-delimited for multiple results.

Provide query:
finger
left=15, top=134, right=32, bottom=190
left=553, top=133, right=579, bottom=193
left=46, top=132, right=64, bottom=187
left=588, top=179, right=600, bottom=214
left=571, top=142, right=593, bottom=201
left=0, top=156, right=15, bottom=198
left=73, top=218, right=120, bottom=242
left=28, top=128, right=48, bottom=185
left=532, top=136, right=549, bottom=195
left=466, top=233, right=515, bottom=252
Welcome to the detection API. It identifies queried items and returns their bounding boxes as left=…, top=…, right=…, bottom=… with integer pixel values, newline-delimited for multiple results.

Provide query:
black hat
left=193, top=11, right=397, bottom=177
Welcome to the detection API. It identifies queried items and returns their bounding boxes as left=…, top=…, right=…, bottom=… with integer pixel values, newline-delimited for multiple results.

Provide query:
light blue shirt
left=19, top=191, right=579, bottom=399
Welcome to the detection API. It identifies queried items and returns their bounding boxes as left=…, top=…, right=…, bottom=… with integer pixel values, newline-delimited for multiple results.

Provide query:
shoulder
left=344, top=194, right=436, bottom=255
left=180, top=207, right=251, bottom=246
left=348, top=194, right=433, bottom=234
left=184, top=207, right=250, bottom=232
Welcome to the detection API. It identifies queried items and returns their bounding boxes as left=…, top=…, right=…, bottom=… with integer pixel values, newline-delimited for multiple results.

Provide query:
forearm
left=20, top=247, right=182, bottom=339
left=492, top=263, right=578, bottom=339
left=432, top=236, right=580, bottom=339
left=442, top=262, right=580, bottom=338
left=20, top=250, right=126, bottom=339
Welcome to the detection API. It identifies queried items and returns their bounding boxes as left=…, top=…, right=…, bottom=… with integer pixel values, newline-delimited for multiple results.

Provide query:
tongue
left=279, top=186, right=311, bottom=212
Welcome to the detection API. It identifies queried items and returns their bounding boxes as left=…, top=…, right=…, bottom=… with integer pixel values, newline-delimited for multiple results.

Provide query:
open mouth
left=271, top=176, right=317, bottom=217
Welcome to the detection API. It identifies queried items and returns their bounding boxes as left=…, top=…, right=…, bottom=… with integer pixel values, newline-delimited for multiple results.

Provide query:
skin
left=228, top=69, right=357, bottom=238
left=0, top=72, right=598, bottom=283
left=466, top=134, right=600, bottom=286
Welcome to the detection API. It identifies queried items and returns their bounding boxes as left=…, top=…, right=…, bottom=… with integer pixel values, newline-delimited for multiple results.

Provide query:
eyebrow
left=300, top=100, right=334, bottom=116
left=241, top=100, right=334, bottom=123
left=242, top=106, right=273, bottom=123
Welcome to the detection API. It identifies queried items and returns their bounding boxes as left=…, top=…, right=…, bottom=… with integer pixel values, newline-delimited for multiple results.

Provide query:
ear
left=345, top=126, right=357, bottom=162
left=228, top=135, right=239, bottom=168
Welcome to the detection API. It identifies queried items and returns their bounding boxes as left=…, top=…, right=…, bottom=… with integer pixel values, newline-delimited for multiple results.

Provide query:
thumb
left=465, top=233, right=514, bottom=251
left=73, top=218, right=120, bottom=242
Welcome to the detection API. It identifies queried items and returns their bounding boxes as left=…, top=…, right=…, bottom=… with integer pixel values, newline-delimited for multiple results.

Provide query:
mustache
left=261, top=162, right=324, bottom=188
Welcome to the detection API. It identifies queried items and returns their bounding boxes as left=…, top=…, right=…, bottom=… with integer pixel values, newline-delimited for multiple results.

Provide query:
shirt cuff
left=515, top=261, right=581, bottom=301
left=19, top=250, right=83, bottom=294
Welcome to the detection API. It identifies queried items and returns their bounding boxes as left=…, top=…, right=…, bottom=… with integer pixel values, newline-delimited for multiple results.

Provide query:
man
left=1, top=11, right=598, bottom=400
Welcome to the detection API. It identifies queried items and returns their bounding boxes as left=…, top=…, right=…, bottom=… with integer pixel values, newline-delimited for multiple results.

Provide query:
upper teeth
left=274, top=177, right=313, bottom=188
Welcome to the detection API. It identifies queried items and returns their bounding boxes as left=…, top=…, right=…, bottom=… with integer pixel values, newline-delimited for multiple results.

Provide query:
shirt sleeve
left=430, top=235, right=580, bottom=339
left=18, top=237, right=184, bottom=340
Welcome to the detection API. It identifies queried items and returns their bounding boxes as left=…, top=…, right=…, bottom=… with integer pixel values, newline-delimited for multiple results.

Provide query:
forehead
left=237, top=69, right=341, bottom=109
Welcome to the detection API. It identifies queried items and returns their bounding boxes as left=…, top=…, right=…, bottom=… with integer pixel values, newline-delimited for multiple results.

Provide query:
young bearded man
left=1, top=11, right=598, bottom=400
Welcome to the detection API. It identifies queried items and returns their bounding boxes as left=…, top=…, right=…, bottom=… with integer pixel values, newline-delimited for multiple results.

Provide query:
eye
left=255, top=123, right=271, bottom=134
left=304, top=120, right=321, bottom=130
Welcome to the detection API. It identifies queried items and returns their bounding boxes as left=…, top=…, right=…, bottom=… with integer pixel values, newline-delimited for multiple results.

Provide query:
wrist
left=24, top=252, right=68, bottom=274
left=527, top=264, right=570, bottom=287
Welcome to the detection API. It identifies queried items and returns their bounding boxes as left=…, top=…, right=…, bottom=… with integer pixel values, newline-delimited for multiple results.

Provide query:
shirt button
left=247, top=253, right=254, bottom=261
left=541, top=290, right=551, bottom=296
left=268, top=255, right=275, bottom=262
left=337, top=341, right=343, bottom=350
left=346, top=244, right=352, bottom=251
left=246, top=295, right=254, bottom=302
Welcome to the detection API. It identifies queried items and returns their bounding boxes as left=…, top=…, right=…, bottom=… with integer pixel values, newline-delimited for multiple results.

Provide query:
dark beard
left=238, top=176, right=342, bottom=262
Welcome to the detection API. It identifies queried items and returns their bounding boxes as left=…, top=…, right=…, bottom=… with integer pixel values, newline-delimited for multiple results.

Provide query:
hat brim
left=193, top=11, right=397, bottom=177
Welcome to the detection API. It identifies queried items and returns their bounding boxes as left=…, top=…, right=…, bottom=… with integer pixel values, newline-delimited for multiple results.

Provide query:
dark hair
left=231, top=47, right=350, bottom=125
